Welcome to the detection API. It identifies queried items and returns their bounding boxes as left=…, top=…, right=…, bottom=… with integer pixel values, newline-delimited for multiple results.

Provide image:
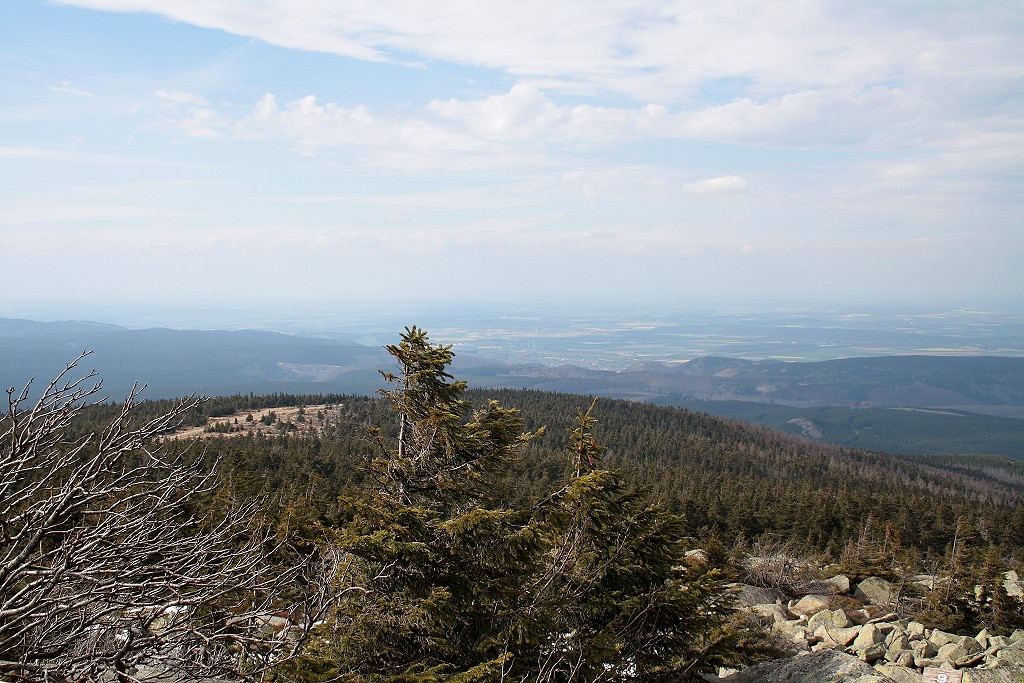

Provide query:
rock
left=856, top=577, right=894, bottom=606
left=817, top=625, right=862, bottom=647
left=873, top=621, right=898, bottom=636
left=751, top=603, right=793, bottom=624
left=792, top=594, right=832, bottom=617
left=854, top=623, right=886, bottom=651
left=963, top=667, right=1024, bottom=682
left=1010, top=630, right=1024, bottom=644
left=849, top=605, right=894, bottom=624
left=955, top=651, right=986, bottom=668
left=721, top=649, right=899, bottom=683
left=802, top=574, right=851, bottom=594
left=860, top=643, right=889, bottom=663
left=873, top=664, right=923, bottom=683
left=827, top=574, right=852, bottom=594
left=956, top=636, right=984, bottom=655
left=977, top=628, right=991, bottom=650
left=907, top=621, right=927, bottom=638
left=888, top=650, right=915, bottom=668
left=937, top=643, right=970, bottom=662
left=772, top=620, right=812, bottom=647
left=988, top=636, right=1012, bottom=650
left=886, top=631, right=910, bottom=650
left=919, top=657, right=956, bottom=670
left=930, top=629, right=961, bottom=648
left=735, top=583, right=785, bottom=606
left=912, top=640, right=938, bottom=667
left=995, top=646, right=1024, bottom=666
left=808, top=608, right=852, bottom=632
left=1004, top=570, right=1022, bottom=599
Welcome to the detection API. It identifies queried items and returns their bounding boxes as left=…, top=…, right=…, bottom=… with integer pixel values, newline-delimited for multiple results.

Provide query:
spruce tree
left=302, top=329, right=741, bottom=682
left=325, top=326, right=544, bottom=682
left=516, top=400, right=739, bottom=683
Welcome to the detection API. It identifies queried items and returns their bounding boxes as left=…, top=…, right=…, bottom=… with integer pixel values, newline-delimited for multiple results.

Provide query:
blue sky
left=2, top=0, right=1022, bottom=312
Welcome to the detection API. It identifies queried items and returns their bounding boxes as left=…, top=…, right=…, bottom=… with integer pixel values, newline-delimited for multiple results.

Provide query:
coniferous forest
left=3, top=328, right=1023, bottom=681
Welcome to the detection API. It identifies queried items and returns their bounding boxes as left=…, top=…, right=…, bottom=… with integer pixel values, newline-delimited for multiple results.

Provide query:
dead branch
left=0, top=354, right=338, bottom=682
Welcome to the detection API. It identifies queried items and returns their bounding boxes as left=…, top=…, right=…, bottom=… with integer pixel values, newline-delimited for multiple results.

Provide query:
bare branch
left=1, top=359, right=334, bottom=682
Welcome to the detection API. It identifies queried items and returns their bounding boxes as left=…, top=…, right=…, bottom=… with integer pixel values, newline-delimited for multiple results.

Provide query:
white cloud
left=49, top=80, right=95, bottom=97
left=156, top=89, right=209, bottom=106
left=683, top=176, right=748, bottom=194
left=163, top=77, right=1019, bottom=170
left=177, top=107, right=224, bottom=139
left=428, top=84, right=565, bottom=140
left=52, top=0, right=1024, bottom=104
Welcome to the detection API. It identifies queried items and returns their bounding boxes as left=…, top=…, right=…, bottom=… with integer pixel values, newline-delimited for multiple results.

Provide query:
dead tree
left=0, top=353, right=339, bottom=682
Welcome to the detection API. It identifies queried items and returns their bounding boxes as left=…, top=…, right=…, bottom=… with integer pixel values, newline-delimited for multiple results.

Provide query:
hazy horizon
left=3, top=1, right=1023, bottom=309
left=4, top=302, right=1023, bottom=369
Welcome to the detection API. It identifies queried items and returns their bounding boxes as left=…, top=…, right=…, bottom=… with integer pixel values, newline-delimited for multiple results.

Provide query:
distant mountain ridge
left=0, top=317, right=388, bottom=399
left=3, top=316, right=1023, bottom=457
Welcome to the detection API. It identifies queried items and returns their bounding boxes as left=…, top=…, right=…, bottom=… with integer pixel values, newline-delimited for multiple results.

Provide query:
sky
left=2, top=0, right=1023, bottom=313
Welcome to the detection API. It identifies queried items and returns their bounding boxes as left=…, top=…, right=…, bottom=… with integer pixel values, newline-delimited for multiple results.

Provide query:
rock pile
left=716, top=574, right=1024, bottom=683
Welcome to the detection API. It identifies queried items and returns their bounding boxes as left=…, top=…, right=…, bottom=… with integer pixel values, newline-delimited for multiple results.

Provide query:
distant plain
left=3, top=303, right=1023, bottom=458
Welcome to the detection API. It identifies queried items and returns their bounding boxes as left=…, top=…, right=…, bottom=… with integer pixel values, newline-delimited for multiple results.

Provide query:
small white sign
left=922, top=668, right=963, bottom=683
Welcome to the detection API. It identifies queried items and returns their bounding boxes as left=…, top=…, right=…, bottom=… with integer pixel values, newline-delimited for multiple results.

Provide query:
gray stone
left=919, top=657, right=956, bottom=670
left=873, top=664, right=923, bottom=683
left=956, top=636, right=984, bottom=655
left=854, top=623, right=886, bottom=651
left=887, top=631, right=911, bottom=650
left=1011, top=630, right=1024, bottom=644
left=996, top=646, right=1024, bottom=666
left=773, top=620, right=812, bottom=647
left=856, top=577, right=894, bottom=606
left=955, top=651, right=986, bottom=668
left=891, top=651, right=916, bottom=668
left=792, top=594, right=833, bottom=617
left=907, top=621, right=927, bottom=639
left=824, top=574, right=852, bottom=594
left=816, top=624, right=862, bottom=647
left=912, top=639, right=939, bottom=661
left=930, top=629, right=961, bottom=648
left=722, top=649, right=899, bottom=683
left=977, top=628, right=991, bottom=649
left=963, top=667, right=1024, bottom=682
left=884, top=645, right=913, bottom=663
left=859, top=643, right=889, bottom=663
left=1004, top=570, right=1022, bottom=599
left=988, top=636, right=1012, bottom=650
left=808, top=608, right=852, bottom=632
left=735, top=583, right=785, bottom=606
left=937, top=643, right=970, bottom=662
left=750, top=603, right=793, bottom=624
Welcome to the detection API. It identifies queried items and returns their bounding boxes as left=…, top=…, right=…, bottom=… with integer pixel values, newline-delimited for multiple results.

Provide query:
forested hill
left=107, top=388, right=1024, bottom=563
left=473, top=389, right=1024, bottom=555
left=5, top=316, right=1024, bottom=457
